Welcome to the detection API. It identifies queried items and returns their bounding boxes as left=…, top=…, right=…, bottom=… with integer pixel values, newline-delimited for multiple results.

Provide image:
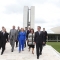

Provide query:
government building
left=47, top=26, right=60, bottom=42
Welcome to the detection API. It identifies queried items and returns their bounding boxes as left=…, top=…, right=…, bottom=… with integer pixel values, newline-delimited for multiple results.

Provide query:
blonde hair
left=21, top=28, right=24, bottom=31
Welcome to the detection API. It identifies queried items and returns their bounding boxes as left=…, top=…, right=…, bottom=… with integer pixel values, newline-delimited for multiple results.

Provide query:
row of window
left=48, top=35, right=60, bottom=40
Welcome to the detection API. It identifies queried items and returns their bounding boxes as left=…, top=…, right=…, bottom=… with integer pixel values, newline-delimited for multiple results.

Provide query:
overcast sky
left=0, top=0, right=60, bottom=33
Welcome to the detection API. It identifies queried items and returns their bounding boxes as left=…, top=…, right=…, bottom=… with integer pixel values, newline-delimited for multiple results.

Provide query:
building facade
left=23, top=6, right=35, bottom=29
left=47, top=34, right=60, bottom=42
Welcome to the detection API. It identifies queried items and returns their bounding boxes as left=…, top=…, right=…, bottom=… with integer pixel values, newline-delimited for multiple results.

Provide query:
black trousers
left=16, top=40, right=18, bottom=47
left=25, top=41, right=26, bottom=47
left=2, top=44, right=5, bottom=54
left=36, top=43, right=42, bottom=57
left=0, top=41, right=6, bottom=54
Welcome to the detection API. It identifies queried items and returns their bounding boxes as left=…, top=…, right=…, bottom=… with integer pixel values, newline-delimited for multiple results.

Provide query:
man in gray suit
left=9, top=26, right=17, bottom=52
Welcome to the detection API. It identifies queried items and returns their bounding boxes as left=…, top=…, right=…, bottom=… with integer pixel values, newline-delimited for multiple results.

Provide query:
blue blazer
left=18, top=31, right=26, bottom=41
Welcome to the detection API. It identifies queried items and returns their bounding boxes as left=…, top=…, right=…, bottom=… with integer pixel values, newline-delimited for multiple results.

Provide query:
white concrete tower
left=30, top=6, right=35, bottom=29
left=23, top=6, right=29, bottom=28
left=23, top=6, right=35, bottom=29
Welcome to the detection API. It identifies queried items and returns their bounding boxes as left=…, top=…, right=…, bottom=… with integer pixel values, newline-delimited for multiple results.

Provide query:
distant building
left=51, top=26, right=60, bottom=34
left=47, top=26, right=60, bottom=42
left=47, top=33, right=60, bottom=42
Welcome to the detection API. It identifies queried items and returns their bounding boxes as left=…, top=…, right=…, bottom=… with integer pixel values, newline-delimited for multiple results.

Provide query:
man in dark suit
left=28, top=27, right=31, bottom=33
left=5, top=29, right=9, bottom=42
left=16, top=26, right=20, bottom=47
left=43, top=28, right=48, bottom=46
left=0, top=27, right=7, bottom=55
left=34, top=26, right=45, bottom=59
left=25, top=27, right=30, bottom=47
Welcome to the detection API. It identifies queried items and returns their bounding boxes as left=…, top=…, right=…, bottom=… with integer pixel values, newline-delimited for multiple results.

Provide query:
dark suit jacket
left=0, top=31, right=7, bottom=48
left=16, top=30, right=20, bottom=36
left=43, top=31, right=47, bottom=40
left=34, top=31, right=45, bottom=44
left=25, top=30, right=30, bottom=39
left=16, top=30, right=21, bottom=40
left=5, top=32, right=9, bottom=42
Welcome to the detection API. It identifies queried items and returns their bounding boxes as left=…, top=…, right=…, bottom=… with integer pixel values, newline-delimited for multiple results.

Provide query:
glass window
left=58, top=35, right=60, bottom=40
left=48, top=35, right=57, bottom=40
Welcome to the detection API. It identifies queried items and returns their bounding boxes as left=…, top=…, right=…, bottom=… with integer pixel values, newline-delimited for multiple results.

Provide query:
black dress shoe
left=16, top=45, right=18, bottom=47
left=11, top=50, right=13, bottom=52
left=22, top=50, right=24, bottom=51
left=24, top=46, right=26, bottom=48
left=1, top=52, right=3, bottom=55
left=37, top=56, right=39, bottom=59
left=39, top=52, right=42, bottom=55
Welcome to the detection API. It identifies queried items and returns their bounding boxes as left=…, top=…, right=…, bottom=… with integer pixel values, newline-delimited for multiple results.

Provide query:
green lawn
left=47, top=42, right=60, bottom=53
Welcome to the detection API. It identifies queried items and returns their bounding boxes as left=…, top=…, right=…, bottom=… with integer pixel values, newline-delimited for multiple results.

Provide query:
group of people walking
left=0, top=26, right=47, bottom=59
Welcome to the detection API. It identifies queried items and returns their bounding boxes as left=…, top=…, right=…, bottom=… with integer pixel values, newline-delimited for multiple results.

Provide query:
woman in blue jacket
left=18, top=28, right=26, bottom=52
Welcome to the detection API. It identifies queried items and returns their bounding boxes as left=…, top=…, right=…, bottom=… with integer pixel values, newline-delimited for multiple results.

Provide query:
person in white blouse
left=28, top=29, right=35, bottom=54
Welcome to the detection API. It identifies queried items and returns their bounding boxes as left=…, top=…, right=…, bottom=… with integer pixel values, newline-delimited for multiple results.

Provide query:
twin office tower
left=23, top=6, right=35, bottom=29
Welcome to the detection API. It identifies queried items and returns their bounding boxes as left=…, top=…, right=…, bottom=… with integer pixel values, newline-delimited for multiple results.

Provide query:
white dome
left=51, top=26, right=60, bottom=34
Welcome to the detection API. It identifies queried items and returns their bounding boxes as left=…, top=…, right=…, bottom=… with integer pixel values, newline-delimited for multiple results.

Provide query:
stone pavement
left=0, top=43, right=60, bottom=60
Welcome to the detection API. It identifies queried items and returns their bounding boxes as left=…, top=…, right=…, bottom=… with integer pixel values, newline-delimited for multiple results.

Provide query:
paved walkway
left=0, top=43, right=60, bottom=60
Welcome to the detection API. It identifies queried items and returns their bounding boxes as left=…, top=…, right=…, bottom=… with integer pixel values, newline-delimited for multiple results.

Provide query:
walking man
left=43, top=28, right=48, bottom=46
left=34, top=26, right=45, bottom=59
left=9, top=26, right=17, bottom=52
left=0, top=27, right=7, bottom=55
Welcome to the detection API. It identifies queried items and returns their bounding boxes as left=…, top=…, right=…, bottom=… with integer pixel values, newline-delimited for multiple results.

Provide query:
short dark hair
left=38, top=26, right=41, bottom=28
left=2, top=26, right=4, bottom=29
left=25, top=27, right=28, bottom=29
left=43, top=28, right=45, bottom=29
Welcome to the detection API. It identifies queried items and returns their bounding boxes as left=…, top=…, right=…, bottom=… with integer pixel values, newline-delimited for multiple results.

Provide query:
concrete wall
left=23, top=6, right=29, bottom=28
left=30, top=6, right=35, bottom=29
left=23, top=6, right=35, bottom=29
